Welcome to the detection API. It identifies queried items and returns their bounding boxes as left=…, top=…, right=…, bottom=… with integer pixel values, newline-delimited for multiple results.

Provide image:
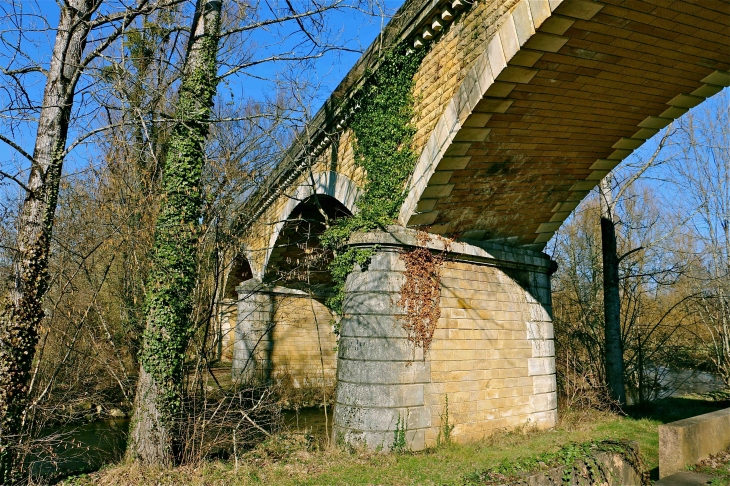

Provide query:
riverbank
left=59, top=395, right=730, bottom=486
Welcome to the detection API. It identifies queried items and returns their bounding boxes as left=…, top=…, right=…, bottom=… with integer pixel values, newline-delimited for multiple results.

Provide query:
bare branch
left=0, top=133, right=34, bottom=164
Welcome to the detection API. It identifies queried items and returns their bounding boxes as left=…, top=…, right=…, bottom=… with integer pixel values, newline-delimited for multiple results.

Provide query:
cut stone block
left=659, top=407, right=730, bottom=478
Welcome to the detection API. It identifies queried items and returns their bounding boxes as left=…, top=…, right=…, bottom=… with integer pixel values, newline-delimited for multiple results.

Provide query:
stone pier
left=233, top=278, right=274, bottom=381
left=233, top=280, right=337, bottom=387
left=333, top=227, right=557, bottom=450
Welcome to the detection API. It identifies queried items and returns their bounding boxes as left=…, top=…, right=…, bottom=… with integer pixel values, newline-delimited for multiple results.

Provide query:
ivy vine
left=397, top=233, right=446, bottom=355
left=139, top=22, right=221, bottom=425
left=321, top=43, right=428, bottom=322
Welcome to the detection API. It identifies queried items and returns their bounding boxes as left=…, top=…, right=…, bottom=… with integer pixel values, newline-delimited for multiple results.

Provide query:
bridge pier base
left=232, top=280, right=338, bottom=389
left=333, top=227, right=557, bottom=450
left=233, top=278, right=274, bottom=382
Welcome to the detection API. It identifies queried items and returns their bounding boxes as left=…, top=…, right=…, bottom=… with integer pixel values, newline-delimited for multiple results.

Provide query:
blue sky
left=0, top=0, right=405, bottom=184
left=236, top=2, right=402, bottom=108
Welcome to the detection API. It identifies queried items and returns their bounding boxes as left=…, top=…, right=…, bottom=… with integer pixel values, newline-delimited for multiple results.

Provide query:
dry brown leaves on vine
left=397, top=233, right=446, bottom=357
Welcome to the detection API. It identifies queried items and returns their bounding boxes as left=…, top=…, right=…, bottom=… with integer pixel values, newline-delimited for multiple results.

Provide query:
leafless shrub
left=178, top=386, right=282, bottom=465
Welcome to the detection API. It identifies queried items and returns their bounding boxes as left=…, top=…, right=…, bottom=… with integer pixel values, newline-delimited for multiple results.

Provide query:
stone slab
left=659, top=407, right=730, bottom=478
left=654, top=471, right=713, bottom=486
left=502, top=449, right=642, bottom=485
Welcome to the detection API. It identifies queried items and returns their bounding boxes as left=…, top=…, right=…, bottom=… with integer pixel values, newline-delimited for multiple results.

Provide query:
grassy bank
left=62, top=396, right=729, bottom=486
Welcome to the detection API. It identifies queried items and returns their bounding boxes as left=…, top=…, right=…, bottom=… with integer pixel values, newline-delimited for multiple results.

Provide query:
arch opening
left=224, top=257, right=253, bottom=300
left=265, top=194, right=352, bottom=295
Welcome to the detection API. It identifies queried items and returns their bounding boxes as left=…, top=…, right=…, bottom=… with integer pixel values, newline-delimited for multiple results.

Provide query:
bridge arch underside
left=403, top=0, right=730, bottom=249
left=233, top=194, right=350, bottom=392
left=264, top=194, right=351, bottom=292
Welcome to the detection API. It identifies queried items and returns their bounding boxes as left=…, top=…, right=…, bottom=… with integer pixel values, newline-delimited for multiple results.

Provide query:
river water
left=654, top=367, right=726, bottom=398
left=28, top=370, right=727, bottom=481
left=26, top=418, right=129, bottom=479
left=29, top=407, right=330, bottom=481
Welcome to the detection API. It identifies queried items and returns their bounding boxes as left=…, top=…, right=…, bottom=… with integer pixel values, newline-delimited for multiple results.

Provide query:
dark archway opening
left=223, top=257, right=253, bottom=300
left=265, top=194, right=351, bottom=296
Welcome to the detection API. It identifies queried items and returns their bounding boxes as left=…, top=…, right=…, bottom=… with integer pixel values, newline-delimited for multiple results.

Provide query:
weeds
left=437, top=395, right=454, bottom=447
left=391, top=414, right=408, bottom=453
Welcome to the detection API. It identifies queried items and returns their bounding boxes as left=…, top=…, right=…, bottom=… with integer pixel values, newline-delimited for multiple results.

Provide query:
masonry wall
left=268, top=293, right=337, bottom=388
left=334, top=229, right=556, bottom=450
left=426, top=259, right=556, bottom=446
left=412, top=0, right=518, bottom=153
left=232, top=285, right=337, bottom=389
left=218, top=300, right=237, bottom=362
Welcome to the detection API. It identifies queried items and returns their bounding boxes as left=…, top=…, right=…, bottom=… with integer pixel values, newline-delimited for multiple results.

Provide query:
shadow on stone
left=625, top=397, right=730, bottom=424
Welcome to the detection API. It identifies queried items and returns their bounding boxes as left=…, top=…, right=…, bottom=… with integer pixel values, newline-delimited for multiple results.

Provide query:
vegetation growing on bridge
left=320, top=43, right=427, bottom=322
left=396, top=233, right=447, bottom=354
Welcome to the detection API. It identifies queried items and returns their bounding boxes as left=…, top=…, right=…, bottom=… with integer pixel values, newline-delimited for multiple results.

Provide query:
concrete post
left=233, top=278, right=274, bottom=382
left=333, top=226, right=558, bottom=450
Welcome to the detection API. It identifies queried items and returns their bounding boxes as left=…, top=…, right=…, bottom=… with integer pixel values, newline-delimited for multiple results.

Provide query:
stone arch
left=262, top=170, right=359, bottom=277
left=398, top=0, right=730, bottom=248
left=223, top=257, right=254, bottom=299
left=234, top=172, right=356, bottom=386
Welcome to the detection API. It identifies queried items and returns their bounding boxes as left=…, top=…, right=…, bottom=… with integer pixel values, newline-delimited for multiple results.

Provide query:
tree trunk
left=0, top=2, right=93, bottom=481
left=127, top=0, right=223, bottom=466
left=599, top=177, right=626, bottom=406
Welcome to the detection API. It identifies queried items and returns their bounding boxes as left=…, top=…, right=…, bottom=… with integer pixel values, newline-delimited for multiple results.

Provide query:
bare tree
left=669, top=91, right=730, bottom=384
left=0, top=0, right=182, bottom=480
left=597, top=128, right=674, bottom=406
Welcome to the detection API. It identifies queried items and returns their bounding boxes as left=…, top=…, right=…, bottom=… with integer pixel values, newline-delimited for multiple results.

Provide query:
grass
left=61, top=396, right=730, bottom=486
left=687, top=444, right=730, bottom=485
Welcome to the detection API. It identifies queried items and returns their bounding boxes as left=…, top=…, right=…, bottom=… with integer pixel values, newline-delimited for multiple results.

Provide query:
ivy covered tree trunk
left=0, top=2, right=93, bottom=481
left=599, top=177, right=626, bottom=406
left=127, top=0, right=223, bottom=466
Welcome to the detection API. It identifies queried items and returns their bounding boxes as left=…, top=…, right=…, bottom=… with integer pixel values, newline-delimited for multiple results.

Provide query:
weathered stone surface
left=337, top=358, right=430, bottom=385
left=342, top=291, right=401, bottom=316
left=334, top=404, right=431, bottom=431
left=232, top=280, right=274, bottom=380
left=655, top=471, right=713, bottom=486
left=336, top=428, right=426, bottom=452
left=532, top=374, right=557, bottom=394
left=659, top=407, right=730, bottom=478
left=528, top=357, right=556, bottom=376
left=346, top=271, right=406, bottom=293
left=338, top=336, right=425, bottom=362
left=499, top=448, right=643, bottom=486
left=231, top=284, right=336, bottom=388
left=338, top=314, right=404, bottom=339
left=336, top=382, right=425, bottom=408
left=334, top=232, right=557, bottom=450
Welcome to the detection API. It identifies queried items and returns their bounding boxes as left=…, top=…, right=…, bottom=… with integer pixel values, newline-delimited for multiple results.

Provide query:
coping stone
left=659, top=406, right=730, bottom=478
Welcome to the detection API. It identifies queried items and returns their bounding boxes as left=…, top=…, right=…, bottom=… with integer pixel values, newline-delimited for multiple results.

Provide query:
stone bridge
left=218, top=0, right=730, bottom=450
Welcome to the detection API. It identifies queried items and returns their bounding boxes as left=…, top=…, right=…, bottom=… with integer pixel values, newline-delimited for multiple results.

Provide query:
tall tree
left=0, top=0, right=178, bottom=480
left=599, top=176, right=625, bottom=405
left=598, top=129, right=672, bottom=406
left=127, top=0, right=223, bottom=466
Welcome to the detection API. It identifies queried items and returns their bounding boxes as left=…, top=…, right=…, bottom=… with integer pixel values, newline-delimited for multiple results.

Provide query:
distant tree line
left=551, top=93, right=730, bottom=408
